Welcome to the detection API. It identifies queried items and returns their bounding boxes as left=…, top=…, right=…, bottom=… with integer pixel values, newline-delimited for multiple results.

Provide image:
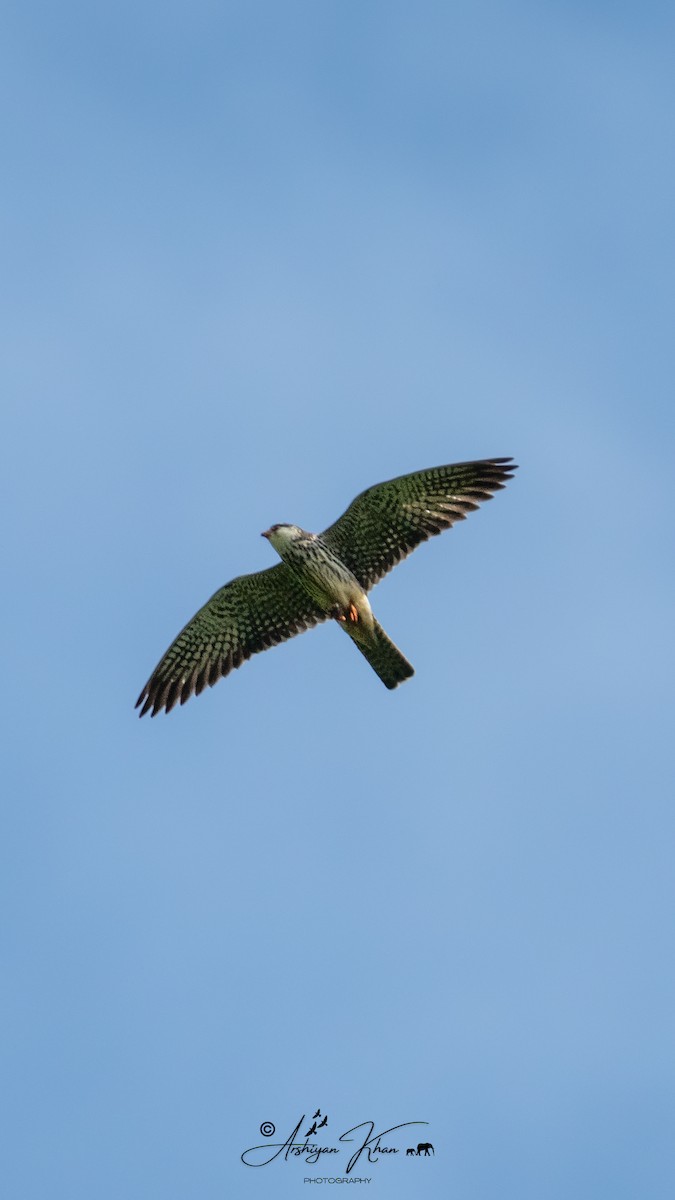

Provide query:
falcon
left=136, top=457, right=517, bottom=716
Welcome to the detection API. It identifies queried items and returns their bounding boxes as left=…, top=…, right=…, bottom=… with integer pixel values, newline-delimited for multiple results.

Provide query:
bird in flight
left=136, top=457, right=517, bottom=716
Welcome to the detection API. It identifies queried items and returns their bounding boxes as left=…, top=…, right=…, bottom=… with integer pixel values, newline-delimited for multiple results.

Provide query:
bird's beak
left=261, top=529, right=271, bottom=539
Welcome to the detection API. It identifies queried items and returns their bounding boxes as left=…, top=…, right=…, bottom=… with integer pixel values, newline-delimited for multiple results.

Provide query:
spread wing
left=321, top=458, right=517, bottom=590
left=136, top=563, right=325, bottom=716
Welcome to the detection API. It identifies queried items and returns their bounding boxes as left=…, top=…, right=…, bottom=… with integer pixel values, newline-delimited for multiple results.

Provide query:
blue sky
left=2, top=2, right=674, bottom=1197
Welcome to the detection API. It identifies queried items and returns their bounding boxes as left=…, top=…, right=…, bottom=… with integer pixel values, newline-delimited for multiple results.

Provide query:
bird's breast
left=284, top=539, right=366, bottom=614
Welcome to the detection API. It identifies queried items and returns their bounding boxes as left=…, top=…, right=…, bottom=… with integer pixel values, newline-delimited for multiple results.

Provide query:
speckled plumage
left=136, top=457, right=516, bottom=716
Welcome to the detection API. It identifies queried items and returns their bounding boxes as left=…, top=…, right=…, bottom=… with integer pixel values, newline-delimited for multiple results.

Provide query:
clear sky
left=3, top=2, right=674, bottom=1197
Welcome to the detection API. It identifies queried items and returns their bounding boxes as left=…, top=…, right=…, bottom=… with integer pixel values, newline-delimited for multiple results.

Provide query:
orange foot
left=348, top=603, right=359, bottom=623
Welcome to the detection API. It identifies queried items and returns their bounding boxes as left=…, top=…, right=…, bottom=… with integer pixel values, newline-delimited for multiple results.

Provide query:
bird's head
left=261, top=523, right=307, bottom=553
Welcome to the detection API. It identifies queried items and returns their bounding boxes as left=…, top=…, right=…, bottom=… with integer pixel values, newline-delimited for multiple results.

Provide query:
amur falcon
left=136, top=457, right=517, bottom=716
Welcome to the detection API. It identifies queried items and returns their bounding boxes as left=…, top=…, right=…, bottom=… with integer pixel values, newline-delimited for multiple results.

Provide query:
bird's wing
left=321, top=458, right=517, bottom=590
left=136, top=563, right=325, bottom=716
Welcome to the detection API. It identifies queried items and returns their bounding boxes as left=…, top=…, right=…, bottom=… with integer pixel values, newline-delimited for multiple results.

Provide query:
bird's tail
left=346, top=618, right=415, bottom=690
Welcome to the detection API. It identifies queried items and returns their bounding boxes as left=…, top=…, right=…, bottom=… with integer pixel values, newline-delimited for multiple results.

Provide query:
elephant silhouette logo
left=406, top=1147, right=416, bottom=1156
left=406, top=1142, right=435, bottom=1156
